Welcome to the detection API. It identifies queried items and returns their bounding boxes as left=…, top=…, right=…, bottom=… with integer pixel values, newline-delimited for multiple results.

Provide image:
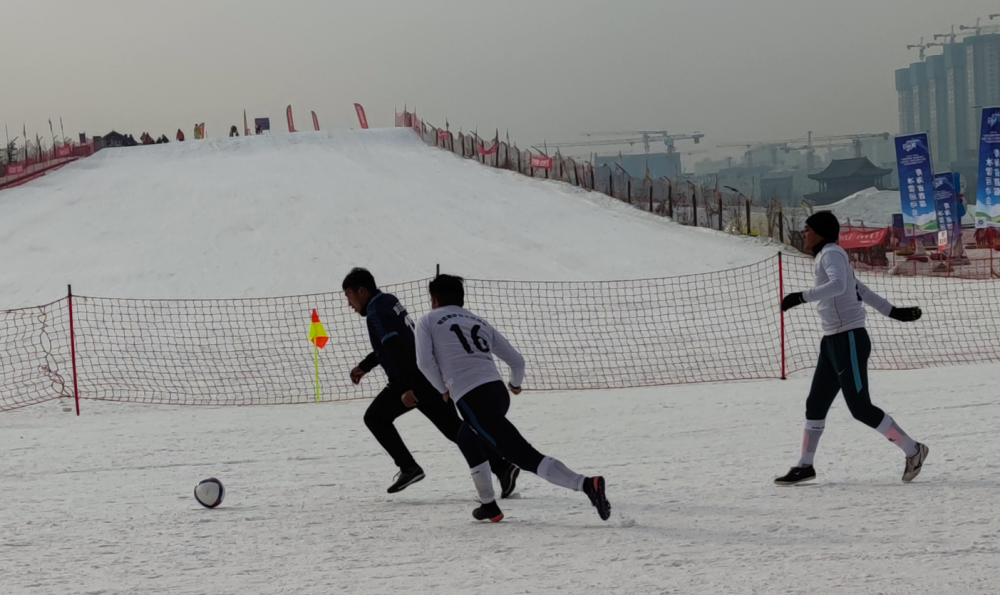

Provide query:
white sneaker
left=902, top=443, right=929, bottom=483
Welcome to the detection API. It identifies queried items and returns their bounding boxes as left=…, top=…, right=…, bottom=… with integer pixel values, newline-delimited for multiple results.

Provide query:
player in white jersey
left=415, top=274, right=611, bottom=523
left=776, top=211, right=929, bottom=485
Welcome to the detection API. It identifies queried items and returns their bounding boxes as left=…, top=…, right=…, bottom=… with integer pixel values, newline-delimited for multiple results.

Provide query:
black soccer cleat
left=774, top=465, right=816, bottom=486
left=498, top=463, right=520, bottom=499
left=583, top=476, right=611, bottom=521
left=387, top=466, right=425, bottom=494
left=472, top=500, right=504, bottom=523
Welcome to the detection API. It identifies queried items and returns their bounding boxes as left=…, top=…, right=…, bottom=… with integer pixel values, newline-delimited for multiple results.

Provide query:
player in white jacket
left=415, top=274, right=610, bottom=523
left=776, top=211, right=928, bottom=485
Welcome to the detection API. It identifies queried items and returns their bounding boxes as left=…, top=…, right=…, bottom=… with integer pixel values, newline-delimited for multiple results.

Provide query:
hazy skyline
left=3, top=1, right=998, bottom=158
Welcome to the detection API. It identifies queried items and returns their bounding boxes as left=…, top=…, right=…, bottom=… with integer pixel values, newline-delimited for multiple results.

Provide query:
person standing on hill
left=776, top=211, right=929, bottom=486
left=342, top=268, right=518, bottom=496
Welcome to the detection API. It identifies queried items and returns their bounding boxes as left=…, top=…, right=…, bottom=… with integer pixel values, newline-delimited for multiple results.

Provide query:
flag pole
left=314, top=344, right=321, bottom=402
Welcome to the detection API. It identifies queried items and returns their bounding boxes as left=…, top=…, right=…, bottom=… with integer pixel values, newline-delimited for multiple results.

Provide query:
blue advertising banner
left=895, top=133, right=939, bottom=236
left=254, top=117, right=271, bottom=132
left=933, top=172, right=960, bottom=248
left=975, top=107, right=1000, bottom=228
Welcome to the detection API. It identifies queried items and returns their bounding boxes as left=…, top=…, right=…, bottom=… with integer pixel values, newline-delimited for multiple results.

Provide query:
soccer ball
left=194, top=478, right=226, bottom=509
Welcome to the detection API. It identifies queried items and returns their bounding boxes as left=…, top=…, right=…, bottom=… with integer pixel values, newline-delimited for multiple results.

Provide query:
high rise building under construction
left=896, top=30, right=1000, bottom=196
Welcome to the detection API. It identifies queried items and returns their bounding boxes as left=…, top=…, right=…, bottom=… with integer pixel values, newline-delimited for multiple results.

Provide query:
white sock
left=875, top=414, right=919, bottom=457
left=798, top=419, right=826, bottom=467
left=535, top=456, right=585, bottom=491
left=470, top=462, right=496, bottom=504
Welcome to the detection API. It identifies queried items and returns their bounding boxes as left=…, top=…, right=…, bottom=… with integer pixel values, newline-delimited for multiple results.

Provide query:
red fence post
left=68, top=284, right=81, bottom=415
left=778, top=253, right=786, bottom=380
left=778, top=206, right=784, bottom=243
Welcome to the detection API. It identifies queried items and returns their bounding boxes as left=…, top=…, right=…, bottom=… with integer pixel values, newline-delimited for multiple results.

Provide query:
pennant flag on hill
left=309, top=309, right=328, bottom=348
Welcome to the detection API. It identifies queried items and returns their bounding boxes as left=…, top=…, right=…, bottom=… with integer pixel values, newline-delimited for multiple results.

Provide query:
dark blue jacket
left=358, top=291, right=419, bottom=391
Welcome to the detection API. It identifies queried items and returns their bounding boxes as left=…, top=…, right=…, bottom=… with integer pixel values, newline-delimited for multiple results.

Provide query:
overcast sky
left=2, top=0, right=997, bottom=156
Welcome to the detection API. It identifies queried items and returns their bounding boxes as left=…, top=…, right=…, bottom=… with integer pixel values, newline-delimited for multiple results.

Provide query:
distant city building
left=761, top=175, right=795, bottom=203
left=804, top=157, right=892, bottom=205
left=595, top=152, right=682, bottom=179
left=896, top=33, right=1000, bottom=199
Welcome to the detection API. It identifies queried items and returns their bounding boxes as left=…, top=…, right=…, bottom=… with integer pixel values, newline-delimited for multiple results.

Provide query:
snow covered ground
left=0, top=129, right=781, bottom=309
left=2, top=363, right=997, bottom=594
left=3, top=128, right=998, bottom=593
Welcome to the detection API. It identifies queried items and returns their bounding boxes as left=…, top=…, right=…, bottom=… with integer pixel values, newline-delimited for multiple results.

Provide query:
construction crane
left=933, top=26, right=958, bottom=44
left=575, top=130, right=705, bottom=154
left=781, top=132, right=890, bottom=171
left=715, top=142, right=756, bottom=166
left=907, top=37, right=944, bottom=60
left=811, top=133, right=891, bottom=157
left=716, top=139, right=804, bottom=167
left=959, top=18, right=982, bottom=36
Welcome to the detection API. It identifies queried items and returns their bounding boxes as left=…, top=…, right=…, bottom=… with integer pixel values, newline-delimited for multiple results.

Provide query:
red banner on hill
left=354, top=103, right=369, bottom=129
left=56, top=145, right=72, bottom=158
left=287, top=105, right=296, bottom=133
left=5, top=162, right=26, bottom=175
left=477, top=139, right=498, bottom=155
left=530, top=154, right=553, bottom=170
left=437, top=130, right=449, bottom=141
left=839, top=227, right=888, bottom=249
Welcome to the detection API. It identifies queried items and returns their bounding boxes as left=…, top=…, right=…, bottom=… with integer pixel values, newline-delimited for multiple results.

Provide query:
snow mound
left=825, top=188, right=903, bottom=227
left=1, top=128, right=779, bottom=308
left=826, top=187, right=972, bottom=228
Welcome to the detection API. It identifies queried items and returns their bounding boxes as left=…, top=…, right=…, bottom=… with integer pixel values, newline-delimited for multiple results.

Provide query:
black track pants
left=363, top=380, right=509, bottom=473
left=454, top=381, right=545, bottom=473
left=805, top=328, right=885, bottom=428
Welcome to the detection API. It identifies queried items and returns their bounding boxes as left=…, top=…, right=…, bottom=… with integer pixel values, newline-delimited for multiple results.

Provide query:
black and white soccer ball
left=194, top=478, right=226, bottom=509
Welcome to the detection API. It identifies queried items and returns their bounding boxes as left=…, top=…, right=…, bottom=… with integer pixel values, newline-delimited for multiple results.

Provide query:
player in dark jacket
left=342, top=268, right=519, bottom=495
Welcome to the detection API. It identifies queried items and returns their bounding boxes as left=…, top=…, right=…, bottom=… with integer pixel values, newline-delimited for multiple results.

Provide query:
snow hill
left=827, top=187, right=973, bottom=228
left=1, top=128, right=779, bottom=308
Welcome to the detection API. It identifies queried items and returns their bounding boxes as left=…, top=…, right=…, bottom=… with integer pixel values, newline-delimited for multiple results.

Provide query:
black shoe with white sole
left=498, top=464, right=520, bottom=499
left=387, top=466, right=425, bottom=494
left=774, top=465, right=816, bottom=486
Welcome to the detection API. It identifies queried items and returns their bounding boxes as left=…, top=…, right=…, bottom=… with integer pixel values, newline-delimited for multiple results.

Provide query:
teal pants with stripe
left=805, top=328, right=885, bottom=428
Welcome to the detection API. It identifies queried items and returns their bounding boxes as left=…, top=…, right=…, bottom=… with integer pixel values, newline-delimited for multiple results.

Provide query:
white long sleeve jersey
left=802, top=243, right=894, bottom=336
left=415, top=305, right=526, bottom=402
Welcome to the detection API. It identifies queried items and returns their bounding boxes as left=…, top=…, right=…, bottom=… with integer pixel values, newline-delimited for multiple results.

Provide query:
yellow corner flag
left=308, top=309, right=328, bottom=402
left=309, top=309, right=328, bottom=348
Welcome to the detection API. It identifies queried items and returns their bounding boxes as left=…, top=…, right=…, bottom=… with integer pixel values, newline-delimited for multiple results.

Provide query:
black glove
left=889, top=306, right=922, bottom=322
left=781, top=292, right=805, bottom=312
